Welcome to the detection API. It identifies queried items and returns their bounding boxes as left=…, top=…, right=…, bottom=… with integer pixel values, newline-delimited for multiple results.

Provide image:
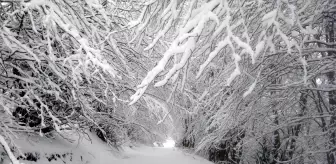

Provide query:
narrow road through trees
left=118, top=147, right=213, bottom=164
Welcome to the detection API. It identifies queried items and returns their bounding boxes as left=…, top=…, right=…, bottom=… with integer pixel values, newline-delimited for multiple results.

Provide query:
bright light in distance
left=316, top=78, right=322, bottom=85
left=163, top=138, right=175, bottom=148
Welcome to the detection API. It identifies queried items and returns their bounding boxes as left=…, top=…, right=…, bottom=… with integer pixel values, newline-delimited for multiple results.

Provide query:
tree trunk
left=271, top=78, right=281, bottom=164
left=288, top=90, right=307, bottom=160
left=326, top=15, right=336, bottom=164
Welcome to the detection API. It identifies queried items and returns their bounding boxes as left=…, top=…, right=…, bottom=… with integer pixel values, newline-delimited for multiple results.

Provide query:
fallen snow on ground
left=1, top=131, right=120, bottom=164
left=120, top=146, right=213, bottom=164
left=1, top=131, right=213, bottom=164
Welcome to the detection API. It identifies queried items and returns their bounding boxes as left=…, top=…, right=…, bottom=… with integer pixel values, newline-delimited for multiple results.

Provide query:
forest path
left=117, top=146, right=213, bottom=164
left=6, top=132, right=213, bottom=164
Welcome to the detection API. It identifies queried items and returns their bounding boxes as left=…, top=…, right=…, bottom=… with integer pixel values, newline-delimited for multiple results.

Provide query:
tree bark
left=326, top=14, right=336, bottom=164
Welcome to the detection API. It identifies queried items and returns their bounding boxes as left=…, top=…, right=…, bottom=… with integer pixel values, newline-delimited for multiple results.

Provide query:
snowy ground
left=119, top=146, right=213, bottom=164
left=1, top=132, right=213, bottom=164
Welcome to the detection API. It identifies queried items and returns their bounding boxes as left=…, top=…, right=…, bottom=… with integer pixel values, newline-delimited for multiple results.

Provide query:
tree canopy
left=0, top=0, right=336, bottom=163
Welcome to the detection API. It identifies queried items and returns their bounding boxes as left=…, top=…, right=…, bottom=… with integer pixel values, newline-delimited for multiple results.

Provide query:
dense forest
left=0, top=0, right=335, bottom=163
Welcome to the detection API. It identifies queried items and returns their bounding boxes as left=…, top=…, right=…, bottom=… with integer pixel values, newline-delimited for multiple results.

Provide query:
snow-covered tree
left=0, top=0, right=335, bottom=163
left=0, top=0, right=173, bottom=162
left=127, top=0, right=336, bottom=163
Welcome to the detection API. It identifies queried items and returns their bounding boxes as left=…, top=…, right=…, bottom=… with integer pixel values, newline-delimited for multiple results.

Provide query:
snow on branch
left=128, top=6, right=148, bottom=29
left=144, top=0, right=178, bottom=51
left=196, top=38, right=229, bottom=78
left=129, top=0, right=223, bottom=105
left=155, top=38, right=196, bottom=87
left=0, top=135, right=21, bottom=164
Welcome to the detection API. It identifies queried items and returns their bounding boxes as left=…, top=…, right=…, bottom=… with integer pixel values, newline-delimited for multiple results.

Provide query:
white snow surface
left=1, top=131, right=213, bottom=164
left=2, top=131, right=118, bottom=164
left=119, top=147, right=213, bottom=164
